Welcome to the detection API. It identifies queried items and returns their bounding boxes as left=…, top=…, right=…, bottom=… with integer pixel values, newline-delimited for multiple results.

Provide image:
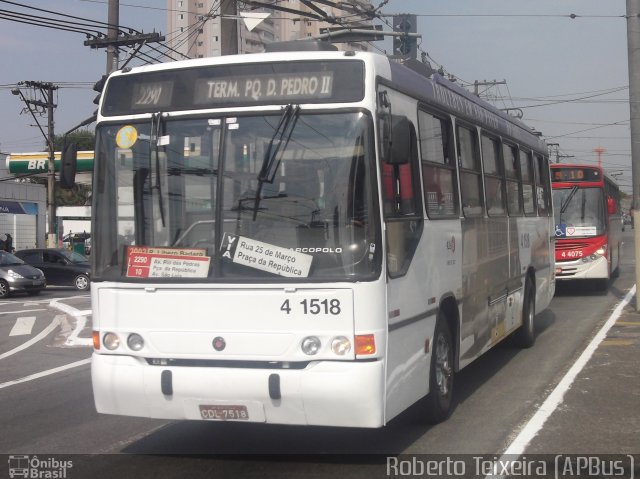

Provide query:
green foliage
left=57, top=182, right=92, bottom=206
left=51, top=129, right=95, bottom=151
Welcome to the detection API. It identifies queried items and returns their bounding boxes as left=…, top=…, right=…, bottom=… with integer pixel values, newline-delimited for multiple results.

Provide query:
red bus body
left=551, top=164, right=622, bottom=287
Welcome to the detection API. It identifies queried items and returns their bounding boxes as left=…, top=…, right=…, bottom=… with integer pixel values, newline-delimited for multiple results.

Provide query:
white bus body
left=89, top=47, right=554, bottom=428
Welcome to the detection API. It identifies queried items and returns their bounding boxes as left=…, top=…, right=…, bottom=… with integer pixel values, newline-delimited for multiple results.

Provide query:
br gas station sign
left=6, top=151, right=94, bottom=174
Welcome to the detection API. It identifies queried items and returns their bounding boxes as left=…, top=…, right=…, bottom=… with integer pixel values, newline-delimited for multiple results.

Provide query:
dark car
left=14, top=248, right=91, bottom=291
left=0, top=251, right=46, bottom=299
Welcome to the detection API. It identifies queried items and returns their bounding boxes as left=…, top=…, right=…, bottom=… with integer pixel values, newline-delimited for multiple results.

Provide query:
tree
left=53, top=129, right=95, bottom=151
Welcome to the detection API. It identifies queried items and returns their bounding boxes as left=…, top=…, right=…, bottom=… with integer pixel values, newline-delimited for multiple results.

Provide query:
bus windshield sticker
left=566, top=226, right=597, bottom=237
left=125, top=246, right=211, bottom=278
left=115, top=125, right=138, bottom=149
left=221, top=234, right=312, bottom=278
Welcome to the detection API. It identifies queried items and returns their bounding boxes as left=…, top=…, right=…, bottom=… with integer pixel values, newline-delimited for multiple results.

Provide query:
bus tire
left=424, top=315, right=454, bottom=424
left=513, top=279, right=535, bottom=348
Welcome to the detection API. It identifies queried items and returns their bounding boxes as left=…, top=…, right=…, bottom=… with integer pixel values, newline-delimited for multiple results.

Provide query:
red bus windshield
left=553, top=186, right=605, bottom=238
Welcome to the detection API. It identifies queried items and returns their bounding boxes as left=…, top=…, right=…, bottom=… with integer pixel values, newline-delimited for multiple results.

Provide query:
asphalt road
left=0, top=234, right=637, bottom=479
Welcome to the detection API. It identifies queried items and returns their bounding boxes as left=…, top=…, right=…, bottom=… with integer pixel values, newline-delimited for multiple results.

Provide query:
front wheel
left=74, top=274, right=90, bottom=291
left=424, top=315, right=454, bottom=424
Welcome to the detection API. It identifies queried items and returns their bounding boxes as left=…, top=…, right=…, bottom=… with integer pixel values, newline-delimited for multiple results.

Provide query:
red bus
left=551, top=164, right=623, bottom=289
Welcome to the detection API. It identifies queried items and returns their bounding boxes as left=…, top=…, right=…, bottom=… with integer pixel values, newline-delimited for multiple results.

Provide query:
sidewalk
left=524, top=289, right=640, bottom=457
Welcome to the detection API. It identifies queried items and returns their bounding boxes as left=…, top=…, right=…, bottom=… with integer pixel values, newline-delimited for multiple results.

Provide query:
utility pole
left=547, top=143, right=560, bottom=163
left=107, top=0, right=119, bottom=74
left=594, top=147, right=606, bottom=168
left=473, top=80, right=507, bottom=98
left=627, top=0, right=640, bottom=310
left=84, top=0, right=164, bottom=70
left=220, top=0, right=239, bottom=55
left=11, top=82, right=58, bottom=247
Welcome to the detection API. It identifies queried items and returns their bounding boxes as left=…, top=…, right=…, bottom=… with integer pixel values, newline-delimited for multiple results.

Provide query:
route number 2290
left=280, top=299, right=341, bottom=316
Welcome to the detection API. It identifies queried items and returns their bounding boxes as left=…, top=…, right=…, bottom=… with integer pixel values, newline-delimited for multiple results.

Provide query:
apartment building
left=166, top=0, right=373, bottom=57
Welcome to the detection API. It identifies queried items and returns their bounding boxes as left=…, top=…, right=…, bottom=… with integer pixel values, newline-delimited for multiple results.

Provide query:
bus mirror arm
left=60, top=113, right=96, bottom=189
left=60, top=140, right=78, bottom=189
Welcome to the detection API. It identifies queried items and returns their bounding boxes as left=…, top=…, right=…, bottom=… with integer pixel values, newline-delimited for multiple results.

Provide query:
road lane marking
left=9, top=317, right=36, bottom=336
left=0, top=358, right=91, bottom=390
left=0, top=316, right=62, bottom=360
left=487, top=284, right=636, bottom=478
left=601, top=339, right=635, bottom=346
left=49, top=299, right=92, bottom=347
left=0, top=309, right=46, bottom=315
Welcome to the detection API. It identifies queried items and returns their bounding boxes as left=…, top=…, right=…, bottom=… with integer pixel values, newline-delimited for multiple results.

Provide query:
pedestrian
left=3, top=233, right=11, bottom=253
left=631, top=207, right=635, bottom=230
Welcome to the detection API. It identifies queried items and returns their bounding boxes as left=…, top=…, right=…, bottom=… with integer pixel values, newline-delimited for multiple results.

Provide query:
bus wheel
left=514, top=279, right=536, bottom=348
left=424, top=315, right=454, bottom=424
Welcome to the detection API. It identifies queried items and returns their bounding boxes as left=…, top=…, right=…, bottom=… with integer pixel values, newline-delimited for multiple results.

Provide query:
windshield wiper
left=150, top=112, right=166, bottom=227
left=252, top=104, right=301, bottom=220
left=559, top=185, right=579, bottom=215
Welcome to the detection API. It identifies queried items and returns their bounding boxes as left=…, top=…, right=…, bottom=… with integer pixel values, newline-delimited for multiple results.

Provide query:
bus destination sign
left=101, top=61, right=364, bottom=116
left=194, top=73, right=334, bottom=105
left=552, top=167, right=601, bottom=183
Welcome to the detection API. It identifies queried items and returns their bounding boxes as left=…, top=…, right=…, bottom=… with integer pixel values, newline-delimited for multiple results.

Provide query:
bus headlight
left=301, top=336, right=321, bottom=355
left=331, top=336, right=351, bottom=355
left=127, top=333, right=145, bottom=351
left=103, top=332, right=120, bottom=350
left=596, top=246, right=607, bottom=256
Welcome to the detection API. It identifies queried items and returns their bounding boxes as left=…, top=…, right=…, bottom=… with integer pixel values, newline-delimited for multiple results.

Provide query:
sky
left=0, top=0, right=632, bottom=191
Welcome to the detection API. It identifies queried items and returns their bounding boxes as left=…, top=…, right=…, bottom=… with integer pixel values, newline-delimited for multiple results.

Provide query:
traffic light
left=393, top=14, right=417, bottom=59
left=93, top=74, right=108, bottom=105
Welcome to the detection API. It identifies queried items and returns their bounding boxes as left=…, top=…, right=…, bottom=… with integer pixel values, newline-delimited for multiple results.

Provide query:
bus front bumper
left=91, top=353, right=386, bottom=428
left=555, top=255, right=608, bottom=280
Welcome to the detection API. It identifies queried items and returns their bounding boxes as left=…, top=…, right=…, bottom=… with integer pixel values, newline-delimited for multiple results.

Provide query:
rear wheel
left=513, top=279, right=535, bottom=348
left=424, top=315, right=454, bottom=424
left=0, top=280, right=9, bottom=299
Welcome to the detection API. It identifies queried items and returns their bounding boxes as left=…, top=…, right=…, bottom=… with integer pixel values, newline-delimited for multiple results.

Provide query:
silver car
left=0, top=251, right=46, bottom=299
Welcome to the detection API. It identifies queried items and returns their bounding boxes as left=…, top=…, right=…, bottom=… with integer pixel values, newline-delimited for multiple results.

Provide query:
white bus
left=70, top=43, right=555, bottom=428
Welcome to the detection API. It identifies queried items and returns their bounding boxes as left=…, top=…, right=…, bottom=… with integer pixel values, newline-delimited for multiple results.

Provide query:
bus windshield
left=92, top=111, right=380, bottom=282
left=553, top=186, right=605, bottom=237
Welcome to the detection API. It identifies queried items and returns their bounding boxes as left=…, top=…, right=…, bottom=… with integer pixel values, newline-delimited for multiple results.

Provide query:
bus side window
left=520, top=149, right=536, bottom=215
left=481, top=134, right=506, bottom=216
left=457, top=125, right=484, bottom=217
left=382, top=115, right=424, bottom=278
left=419, top=110, right=458, bottom=218
left=503, top=143, right=522, bottom=216
left=534, top=154, right=551, bottom=216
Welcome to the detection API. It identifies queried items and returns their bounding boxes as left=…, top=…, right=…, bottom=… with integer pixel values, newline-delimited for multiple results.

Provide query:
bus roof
left=103, top=49, right=546, bottom=153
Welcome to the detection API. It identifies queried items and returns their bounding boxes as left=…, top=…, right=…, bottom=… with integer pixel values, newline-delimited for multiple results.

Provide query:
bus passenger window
left=418, top=110, right=458, bottom=218
left=520, top=150, right=535, bottom=215
left=503, top=144, right=522, bottom=216
left=481, top=135, right=505, bottom=216
left=457, top=125, right=483, bottom=217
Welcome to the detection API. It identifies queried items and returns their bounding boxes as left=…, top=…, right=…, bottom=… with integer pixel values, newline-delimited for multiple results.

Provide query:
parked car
left=0, top=250, right=46, bottom=298
left=14, top=248, right=91, bottom=291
